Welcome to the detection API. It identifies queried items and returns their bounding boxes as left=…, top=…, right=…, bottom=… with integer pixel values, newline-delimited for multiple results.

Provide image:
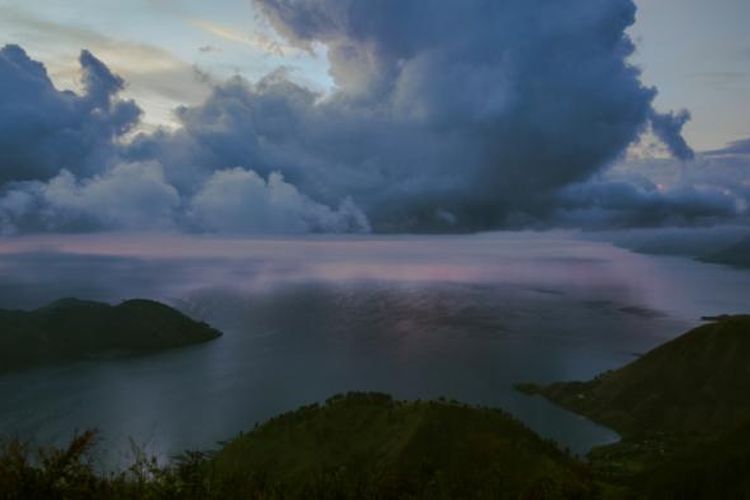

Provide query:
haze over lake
left=1, top=231, right=749, bottom=464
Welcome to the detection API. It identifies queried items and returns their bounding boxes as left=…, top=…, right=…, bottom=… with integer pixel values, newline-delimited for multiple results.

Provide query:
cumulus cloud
left=1, top=1, right=746, bottom=234
left=0, top=162, right=179, bottom=234
left=126, top=0, right=703, bottom=231
left=555, top=179, right=741, bottom=228
left=554, top=138, right=750, bottom=228
left=0, top=163, right=369, bottom=235
left=0, top=44, right=140, bottom=184
left=649, top=110, right=695, bottom=161
left=0, top=44, right=369, bottom=235
left=188, top=168, right=370, bottom=233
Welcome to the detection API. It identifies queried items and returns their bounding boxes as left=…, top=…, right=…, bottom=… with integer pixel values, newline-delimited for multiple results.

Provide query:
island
left=0, top=298, right=222, bottom=373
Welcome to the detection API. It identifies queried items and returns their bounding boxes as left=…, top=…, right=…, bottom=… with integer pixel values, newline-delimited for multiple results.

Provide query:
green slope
left=520, top=315, right=750, bottom=437
left=520, top=316, right=750, bottom=497
left=0, top=393, right=596, bottom=499
left=0, top=298, right=221, bottom=373
left=205, top=393, right=594, bottom=499
left=632, top=419, right=750, bottom=498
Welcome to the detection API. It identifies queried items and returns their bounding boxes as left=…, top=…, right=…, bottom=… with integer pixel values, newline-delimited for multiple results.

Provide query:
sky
left=0, top=0, right=332, bottom=130
left=629, top=0, right=750, bottom=150
left=0, top=0, right=748, bottom=235
left=1, top=0, right=746, bottom=149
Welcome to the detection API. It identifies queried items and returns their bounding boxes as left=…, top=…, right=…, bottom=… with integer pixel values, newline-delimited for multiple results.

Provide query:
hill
left=519, top=315, right=750, bottom=497
left=518, top=315, right=750, bottom=437
left=0, top=298, right=222, bottom=373
left=204, top=392, right=593, bottom=499
left=0, top=393, right=595, bottom=499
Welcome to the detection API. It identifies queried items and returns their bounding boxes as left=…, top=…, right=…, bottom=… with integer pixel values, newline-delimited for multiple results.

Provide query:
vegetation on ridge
left=0, top=393, right=594, bottom=500
left=5, top=316, right=750, bottom=498
left=0, top=298, right=222, bottom=373
left=518, top=315, right=750, bottom=437
left=520, top=315, right=750, bottom=498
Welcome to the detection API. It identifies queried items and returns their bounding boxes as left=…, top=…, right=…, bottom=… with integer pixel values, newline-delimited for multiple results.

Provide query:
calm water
left=1, top=231, right=749, bottom=465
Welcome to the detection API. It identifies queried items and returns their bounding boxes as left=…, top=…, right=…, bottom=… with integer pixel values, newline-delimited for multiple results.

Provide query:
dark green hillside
left=520, top=315, right=750, bottom=437
left=0, top=298, right=221, bottom=373
left=632, top=420, right=750, bottom=498
left=0, top=393, right=595, bottom=499
left=205, top=392, right=593, bottom=499
left=520, top=316, right=750, bottom=497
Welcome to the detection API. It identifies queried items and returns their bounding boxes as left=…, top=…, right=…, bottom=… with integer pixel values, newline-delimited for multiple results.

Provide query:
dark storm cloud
left=0, top=48, right=368, bottom=234
left=555, top=179, right=740, bottom=228
left=127, top=0, right=698, bottom=231
left=0, top=45, right=140, bottom=184
left=0, top=1, right=742, bottom=234
left=556, top=139, right=750, bottom=229
left=649, top=110, right=695, bottom=161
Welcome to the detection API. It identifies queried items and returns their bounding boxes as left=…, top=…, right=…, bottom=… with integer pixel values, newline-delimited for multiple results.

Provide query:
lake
left=1, top=231, right=749, bottom=465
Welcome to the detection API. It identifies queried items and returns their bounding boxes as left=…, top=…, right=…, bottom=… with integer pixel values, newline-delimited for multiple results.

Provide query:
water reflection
left=1, top=232, right=749, bottom=463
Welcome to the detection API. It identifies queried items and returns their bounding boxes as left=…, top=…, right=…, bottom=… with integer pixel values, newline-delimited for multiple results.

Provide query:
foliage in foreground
left=0, top=429, right=215, bottom=500
left=0, top=393, right=594, bottom=500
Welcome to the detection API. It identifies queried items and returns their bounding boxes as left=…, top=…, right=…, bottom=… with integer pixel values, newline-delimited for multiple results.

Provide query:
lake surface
left=1, top=231, right=749, bottom=465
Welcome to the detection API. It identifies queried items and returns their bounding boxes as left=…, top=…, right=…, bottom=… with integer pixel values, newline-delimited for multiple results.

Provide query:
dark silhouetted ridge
left=204, top=392, right=593, bottom=498
left=520, top=315, right=750, bottom=437
left=520, top=315, right=750, bottom=498
left=0, top=298, right=222, bottom=373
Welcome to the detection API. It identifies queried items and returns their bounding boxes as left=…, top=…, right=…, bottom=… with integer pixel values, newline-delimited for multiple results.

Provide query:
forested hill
left=0, top=298, right=221, bottom=373
left=521, top=315, right=750, bottom=498
left=520, top=315, right=750, bottom=437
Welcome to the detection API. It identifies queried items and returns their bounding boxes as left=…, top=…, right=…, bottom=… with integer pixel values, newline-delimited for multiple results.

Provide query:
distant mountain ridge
left=699, top=235, right=750, bottom=269
left=0, top=298, right=222, bottom=373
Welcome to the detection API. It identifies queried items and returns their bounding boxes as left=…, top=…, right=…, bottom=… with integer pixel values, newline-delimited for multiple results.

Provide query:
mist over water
left=1, top=231, right=749, bottom=464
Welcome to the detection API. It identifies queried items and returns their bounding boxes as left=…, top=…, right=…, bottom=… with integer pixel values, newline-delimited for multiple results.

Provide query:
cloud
left=555, top=179, right=741, bottom=228
left=0, top=44, right=140, bottom=183
left=0, top=7, right=211, bottom=127
left=0, top=162, right=368, bottom=235
left=189, top=19, right=300, bottom=57
left=649, top=109, right=695, bottom=161
left=556, top=141, right=750, bottom=228
left=0, top=163, right=179, bottom=234
left=188, top=168, right=370, bottom=233
left=0, top=43, right=371, bottom=235
left=704, top=138, right=750, bottom=156
left=2, top=1, right=743, bottom=234
left=125, top=0, right=701, bottom=231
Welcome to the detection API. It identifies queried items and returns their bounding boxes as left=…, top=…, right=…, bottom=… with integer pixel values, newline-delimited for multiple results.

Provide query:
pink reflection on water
left=1, top=230, right=748, bottom=323
left=0, top=230, right=641, bottom=288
